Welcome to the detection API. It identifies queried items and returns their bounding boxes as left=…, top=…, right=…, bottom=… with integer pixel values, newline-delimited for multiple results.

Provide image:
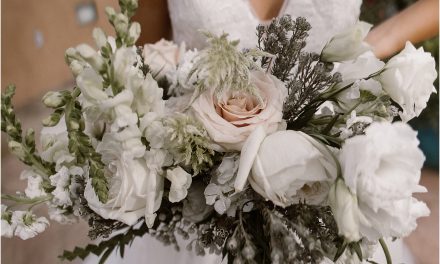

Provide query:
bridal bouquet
left=2, top=1, right=436, bottom=263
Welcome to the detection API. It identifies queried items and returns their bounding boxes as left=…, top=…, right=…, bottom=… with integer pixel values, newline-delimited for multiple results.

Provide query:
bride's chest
left=167, top=0, right=362, bottom=51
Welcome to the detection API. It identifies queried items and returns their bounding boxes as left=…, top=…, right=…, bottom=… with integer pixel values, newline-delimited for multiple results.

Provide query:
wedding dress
left=83, top=1, right=415, bottom=263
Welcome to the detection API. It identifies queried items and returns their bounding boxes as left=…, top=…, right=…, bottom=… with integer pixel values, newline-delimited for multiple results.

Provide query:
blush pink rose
left=191, top=71, right=287, bottom=151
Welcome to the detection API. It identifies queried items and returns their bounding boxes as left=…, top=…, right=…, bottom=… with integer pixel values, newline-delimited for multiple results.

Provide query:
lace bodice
left=167, top=0, right=362, bottom=52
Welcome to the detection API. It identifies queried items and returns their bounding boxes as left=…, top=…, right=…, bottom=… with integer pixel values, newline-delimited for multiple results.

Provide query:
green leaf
left=352, top=242, right=363, bottom=261
left=334, top=240, right=347, bottom=262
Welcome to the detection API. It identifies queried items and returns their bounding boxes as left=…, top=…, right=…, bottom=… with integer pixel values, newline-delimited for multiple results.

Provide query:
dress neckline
left=245, top=0, right=289, bottom=24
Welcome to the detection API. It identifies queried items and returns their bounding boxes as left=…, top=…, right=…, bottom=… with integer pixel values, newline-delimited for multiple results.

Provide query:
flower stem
left=379, top=238, right=392, bottom=264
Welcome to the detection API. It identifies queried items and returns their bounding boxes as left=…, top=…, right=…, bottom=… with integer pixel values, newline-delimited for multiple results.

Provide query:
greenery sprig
left=188, top=32, right=267, bottom=103
left=1, top=85, right=55, bottom=179
left=64, top=87, right=109, bottom=203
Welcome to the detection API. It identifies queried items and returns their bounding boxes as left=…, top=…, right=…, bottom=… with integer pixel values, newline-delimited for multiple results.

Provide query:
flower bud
left=105, top=7, right=116, bottom=19
left=69, top=60, right=85, bottom=77
left=93, top=28, right=107, bottom=49
left=76, top=44, right=104, bottom=71
left=8, top=141, right=27, bottom=160
left=42, top=112, right=62, bottom=127
left=328, top=178, right=362, bottom=242
left=42, top=91, right=66, bottom=108
left=322, top=21, right=372, bottom=62
left=114, top=14, right=129, bottom=37
left=241, top=245, right=255, bottom=260
left=126, top=22, right=141, bottom=46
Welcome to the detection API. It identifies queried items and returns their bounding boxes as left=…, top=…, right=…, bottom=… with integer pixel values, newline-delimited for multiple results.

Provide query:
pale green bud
left=114, top=14, right=129, bottom=37
left=105, top=7, right=116, bottom=19
left=93, top=28, right=107, bottom=49
left=8, top=141, right=27, bottom=160
left=69, top=60, right=85, bottom=76
left=126, top=22, right=141, bottom=45
left=42, top=91, right=66, bottom=108
left=25, top=129, right=35, bottom=147
left=69, top=120, right=80, bottom=131
left=42, top=112, right=62, bottom=127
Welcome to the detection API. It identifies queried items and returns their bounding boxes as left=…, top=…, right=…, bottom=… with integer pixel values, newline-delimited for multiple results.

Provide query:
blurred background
left=1, top=0, right=438, bottom=263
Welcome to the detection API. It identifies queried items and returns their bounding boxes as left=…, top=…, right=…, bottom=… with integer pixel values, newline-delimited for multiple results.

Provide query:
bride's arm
left=365, top=0, right=439, bottom=59
left=133, top=0, right=171, bottom=44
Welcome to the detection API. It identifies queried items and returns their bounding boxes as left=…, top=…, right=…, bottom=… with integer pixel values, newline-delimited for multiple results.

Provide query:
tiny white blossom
left=20, top=170, right=46, bottom=199
left=12, top=211, right=49, bottom=240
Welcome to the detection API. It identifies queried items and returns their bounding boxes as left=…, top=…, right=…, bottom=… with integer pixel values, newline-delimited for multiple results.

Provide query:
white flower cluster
left=1, top=205, right=49, bottom=240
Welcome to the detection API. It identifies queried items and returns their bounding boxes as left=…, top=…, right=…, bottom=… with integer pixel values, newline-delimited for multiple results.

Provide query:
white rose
left=192, top=71, right=287, bottom=151
left=130, top=73, right=165, bottom=116
left=143, top=39, right=186, bottom=79
left=378, top=42, right=437, bottom=122
left=339, top=122, right=430, bottom=240
left=322, top=21, right=372, bottom=62
left=166, top=166, right=192, bottom=203
left=85, top=151, right=164, bottom=227
left=235, top=127, right=337, bottom=207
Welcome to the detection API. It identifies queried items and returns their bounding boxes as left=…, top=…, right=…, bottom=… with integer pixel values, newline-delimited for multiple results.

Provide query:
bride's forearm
left=365, top=0, right=439, bottom=59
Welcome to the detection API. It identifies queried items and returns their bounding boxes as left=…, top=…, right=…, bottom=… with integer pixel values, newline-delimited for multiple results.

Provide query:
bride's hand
left=365, top=0, right=439, bottom=59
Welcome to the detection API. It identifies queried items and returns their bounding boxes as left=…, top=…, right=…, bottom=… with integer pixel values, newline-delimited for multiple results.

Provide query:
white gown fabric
left=83, top=1, right=415, bottom=263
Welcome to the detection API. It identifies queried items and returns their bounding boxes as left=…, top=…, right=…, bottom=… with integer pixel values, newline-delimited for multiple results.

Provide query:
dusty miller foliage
left=257, top=15, right=342, bottom=130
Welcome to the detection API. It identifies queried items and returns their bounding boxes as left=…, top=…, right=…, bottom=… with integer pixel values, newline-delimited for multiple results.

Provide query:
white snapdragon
left=140, top=112, right=167, bottom=149
left=1, top=205, right=15, bottom=238
left=20, top=170, right=46, bottom=199
left=166, top=166, right=192, bottom=203
left=75, top=44, right=105, bottom=71
left=12, top=211, right=49, bottom=240
left=322, top=21, right=372, bottom=62
left=40, top=118, right=74, bottom=170
left=378, top=42, right=437, bottom=122
left=92, top=28, right=108, bottom=49
left=49, top=166, right=83, bottom=207
left=338, top=122, right=430, bottom=240
left=131, top=74, right=165, bottom=116
left=112, top=46, right=139, bottom=86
